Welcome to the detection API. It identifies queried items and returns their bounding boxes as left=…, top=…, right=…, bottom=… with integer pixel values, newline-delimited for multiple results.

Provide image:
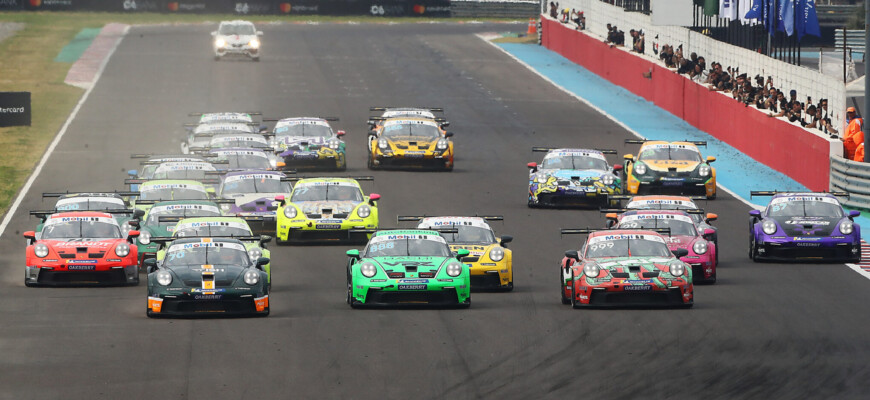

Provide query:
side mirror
left=440, top=122, right=450, bottom=129
left=499, top=235, right=513, bottom=246
left=565, top=250, right=580, bottom=261
left=128, top=220, right=140, bottom=229
left=672, top=248, right=689, bottom=258
left=275, top=161, right=286, bottom=168
left=127, top=230, right=140, bottom=243
left=256, top=257, right=270, bottom=267
left=613, top=164, right=623, bottom=172
left=144, top=258, right=158, bottom=273
left=527, top=162, right=538, bottom=173
left=703, top=228, right=716, bottom=239
left=705, top=213, right=718, bottom=222
left=259, top=235, right=272, bottom=247
left=623, top=154, right=635, bottom=162
left=749, top=209, right=761, bottom=218
left=275, top=195, right=286, bottom=207
left=605, top=213, right=618, bottom=221
left=346, top=249, right=360, bottom=259
left=850, top=210, right=861, bottom=219
left=444, top=132, right=454, bottom=138
left=368, top=193, right=380, bottom=205
left=256, top=31, right=264, bottom=36
left=706, top=156, right=716, bottom=163
left=127, top=169, right=138, bottom=177
left=456, top=248, right=470, bottom=260
left=336, top=130, right=346, bottom=137
left=134, top=209, right=146, bottom=219
left=23, top=230, right=36, bottom=245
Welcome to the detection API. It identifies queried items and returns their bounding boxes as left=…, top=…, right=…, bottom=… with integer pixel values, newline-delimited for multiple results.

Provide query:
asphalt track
left=2, top=23, right=870, bottom=399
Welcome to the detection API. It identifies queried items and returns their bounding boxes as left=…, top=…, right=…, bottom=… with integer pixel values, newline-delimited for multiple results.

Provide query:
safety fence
left=831, top=155, right=870, bottom=210
left=451, top=0, right=539, bottom=18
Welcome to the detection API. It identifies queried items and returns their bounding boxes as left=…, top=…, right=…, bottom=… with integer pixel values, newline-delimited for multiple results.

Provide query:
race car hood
left=294, top=200, right=359, bottom=217
left=167, top=264, right=249, bottom=287
left=770, top=216, right=839, bottom=237
left=642, top=160, right=700, bottom=173
left=143, top=222, right=176, bottom=237
left=545, top=169, right=607, bottom=182
left=277, top=136, right=328, bottom=151
left=224, top=193, right=283, bottom=213
left=662, top=235, right=696, bottom=250
left=370, top=256, right=449, bottom=274
left=387, top=137, right=436, bottom=150
left=42, top=239, right=121, bottom=257
left=590, top=256, right=674, bottom=272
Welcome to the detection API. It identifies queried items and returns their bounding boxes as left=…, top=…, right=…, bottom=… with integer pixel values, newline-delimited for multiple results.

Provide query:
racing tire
left=749, top=236, right=759, bottom=261
left=347, top=276, right=362, bottom=308
left=527, top=197, right=537, bottom=208
left=257, top=308, right=270, bottom=317
left=366, top=154, right=376, bottom=170
left=678, top=302, right=694, bottom=309
left=501, top=281, right=514, bottom=292
left=24, top=281, right=36, bottom=288
left=146, top=309, right=156, bottom=318
left=456, top=298, right=471, bottom=309
left=276, top=236, right=290, bottom=246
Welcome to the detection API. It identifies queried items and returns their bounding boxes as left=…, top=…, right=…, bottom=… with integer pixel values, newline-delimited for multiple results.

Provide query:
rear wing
left=397, top=215, right=503, bottom=223
left=532, top=147, right=617, bottom=154
left=188, top=112, right=262, bottom=117
left=124, top=178, right=220, bottom=185
left=42, top=191, right=139, bottom=198
left=262, top=116, right=339, bottom=122
left=625, top=139, right=707, bottom=146
left=284, top=175, right=372, bottom=182
left=131, top=153, right=216, bottom=159
left=750, top=191, right=850, bottom=198
left=189, top=146, right=276, bottom=154
left=370, top=107, right=443, bottom=112
left=560, top=227, right=671, bottom=236
left=30, top=208, right=141, bottom=221
left=139, top=159, right=228, bottom=165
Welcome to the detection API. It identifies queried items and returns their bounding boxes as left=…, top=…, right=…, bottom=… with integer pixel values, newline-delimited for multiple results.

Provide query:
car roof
left=622, top=209, right=691, bottom=217
left=588, top=229, right=664, bottom=238
left=49, top=211, right=114, bottom=219
left=630, top=195, right=695, bottom=201
left=640, top=141, right=700, bottom=149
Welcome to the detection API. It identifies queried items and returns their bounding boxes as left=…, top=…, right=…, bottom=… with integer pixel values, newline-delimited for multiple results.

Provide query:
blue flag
left=766, top=0, right=777, bottom=36
left=781, top=0, right=795, bottom=36
left=744, top=0, right=762, bottom=19
left=796, top=0, right=821, bottom=40
left=775, top=0, right=786, bottom=32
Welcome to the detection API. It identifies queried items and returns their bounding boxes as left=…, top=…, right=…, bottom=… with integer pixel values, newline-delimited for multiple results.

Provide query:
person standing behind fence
left=842, top=107, right=863, bottom=159
left=855, top=142, right=865, bottom=162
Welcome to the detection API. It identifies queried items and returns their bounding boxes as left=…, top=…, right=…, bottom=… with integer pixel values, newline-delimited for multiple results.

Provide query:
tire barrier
left=831, top=155, right=870, bottom=210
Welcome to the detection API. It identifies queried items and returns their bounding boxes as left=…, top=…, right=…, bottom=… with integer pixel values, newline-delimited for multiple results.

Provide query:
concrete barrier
left=831, top=155, right=870, bottom=210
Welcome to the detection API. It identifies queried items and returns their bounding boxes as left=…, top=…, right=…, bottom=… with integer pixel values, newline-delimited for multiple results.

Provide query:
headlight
left=535, top=173, right=549, bottom=183
left=360, top=262, right=377, bottom=278
left=283, top=206, right=297, bottom=219
left=692, top=241, right=708, bottom=255
left=220, top=203, right=232, bottom=212
left=582, top=263, right=600, bottom=277
left=762, top=220, right=777, bottom=235
left=634, top=163, right=647, bottom=175
left=215, top=38, right=226, bottom=48
left=34, top=243, right=49, bottom=258
left=328, top=139, right=341, bottom=149
left=436, top=139, right=448, bottom=150
left=248, top=248, right=262, bottom=260
left=669, top=262, right=686, bottom=276
left=244, top=269, right=260, bottom=285
left=120, top=222, right=132, bottom=235
left=840, top=220, right=854, bottom=235
left=489, top=247, right=505, bottom=262
left=139, top=231, right=151, bottom=245
left=601, top=174, right=615, bottom=186
left=156, top=270, right=172, bottom=286
left=115, top=243, right=130, bottom=257
left=378, top=138, right=389, bottom=150
left=698, top=164, right=711, bottom=177
left=357, top=204, right=371, bottom=218
left=249, top=39, right=260, bottom=49
left=446, top=262, right=463, bottom=277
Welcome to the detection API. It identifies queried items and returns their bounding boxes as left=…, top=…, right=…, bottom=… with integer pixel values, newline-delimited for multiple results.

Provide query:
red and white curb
left=846, top=240, right=870, bottom=280
left=64, top=23, right=129, bottom=89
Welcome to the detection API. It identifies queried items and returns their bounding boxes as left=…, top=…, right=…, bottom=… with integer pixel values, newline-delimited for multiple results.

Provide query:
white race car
left=212, top=20, right=262, bottom=61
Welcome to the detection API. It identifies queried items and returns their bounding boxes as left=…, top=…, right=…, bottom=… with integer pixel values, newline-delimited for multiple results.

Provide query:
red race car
left=23, top=211, right=140, bottom=287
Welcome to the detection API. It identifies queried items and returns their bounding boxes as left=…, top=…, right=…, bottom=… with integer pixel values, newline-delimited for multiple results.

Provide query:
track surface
left=2, top=24, right=870, bottom=399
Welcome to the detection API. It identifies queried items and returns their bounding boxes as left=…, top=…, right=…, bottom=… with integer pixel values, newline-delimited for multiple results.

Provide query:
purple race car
left=749, top=191, right=861, bottom=262
left=217, top=170, right=293, bottom=234
left=268, top=117, right=346, bottom=171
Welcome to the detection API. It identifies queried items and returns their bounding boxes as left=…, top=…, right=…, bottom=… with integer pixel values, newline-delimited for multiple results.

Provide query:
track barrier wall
left=541, top=3, right=843, bottom=192
left=831, top=155, right=870, bottom=210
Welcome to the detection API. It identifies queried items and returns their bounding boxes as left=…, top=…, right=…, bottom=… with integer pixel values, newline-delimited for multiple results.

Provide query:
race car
left=275, top=177, right=379, bottom=244
left=366, top=107, right=448, bottom=133
left=188, top=112, right=260, bottom=126
left=128, top=154, right=215, bottom=188
left=367, top=117, right=454, bottom=170
left=400, top=215, right=513, bottom=291
left=183, top=122, right=258, bottom=154
left=197, top=147, right=280, bottom=172
left=211, top=20, right=262, bottom=61
left=23, top=211, right=140, bottom=287
left=560, top=228, right=693, bottom=308
left=207, top=133, right=272, bottom=150
left=527, top=147, right=623, bottom=208
left=622, top=140, right=717, bottom=199
left=145, top=237, right=270, bottom=317
left=134, top=200, right=224, bottom=267
left=39, top=192, right=143, bottom=234
left=216, top=171, right=294, bottom=234
left=162, top=216, right=272, bottom=286
left=129, top=179, right=216, bottom=214
left=345, top=229, right=471, bottom=308
left=266, top=117, right=346, bottom=171
left=749, top=191, right=861, bottom=262
left=604, top=210, right=717, bottom=283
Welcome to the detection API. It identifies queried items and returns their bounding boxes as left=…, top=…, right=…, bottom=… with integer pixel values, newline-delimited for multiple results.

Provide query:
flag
left=720, top=0, right=737, bottom=20
left=776, top=0, right=785, bottom=32
left=742, top=0, right=761, bottom=22
left=704, top=0, right=719, bottom=16
left=781, top=0, right=795, bottom=36
left=766, top=0, right=777, bottom=36
left=796, top=0, right=821, bottom=40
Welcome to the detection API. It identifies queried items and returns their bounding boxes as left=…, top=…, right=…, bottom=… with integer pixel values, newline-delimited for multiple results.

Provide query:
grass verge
left=0, top=12, right=523, bottom=218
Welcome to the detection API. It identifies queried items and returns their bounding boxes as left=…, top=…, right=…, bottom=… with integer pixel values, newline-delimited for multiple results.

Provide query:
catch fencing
left=831, top=155, right=870, bottom=210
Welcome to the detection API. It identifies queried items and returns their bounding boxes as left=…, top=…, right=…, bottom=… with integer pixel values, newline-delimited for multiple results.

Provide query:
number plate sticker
left=68, top=265, right=96, bottom=271
left=624, top=285, right=652, bottom=291
left=315, top=224, right=341, bottom=229
left=398, top=284, right=427, bottom=290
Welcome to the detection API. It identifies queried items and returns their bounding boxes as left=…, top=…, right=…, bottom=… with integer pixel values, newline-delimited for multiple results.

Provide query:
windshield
left=365, top=236, right=451, bottom=257
left=146, top=207, right=221, bottom=226
left=140, top=187, right=208, bottom=201
left=152, top=169, right=209, bottom=180
left=175, top=224, right=251, bottom=238
left=382, top=123, right=441, bottom=140
left=617, top=218, right=697, bottom=237
left=219, top=24, right=255, bottom=36
left=165, top=244, right=249, bottom=267
left=768, top=198, right=843, bottom=218
left=221, top=176, right=289, bottom=195
left=56, top=199, right=126, bottom=211
left=438, top=226, right=496, bottom=244
left=291, top=185, right=362, bottom=202
left=42, top=220, right=121, bottom=239
left=222, top=153, right=271, bottom=170
left=542, top=156, right=608, bottom=170
left=275, top=124, right=333, bottom=138
left=210, top=135, right=267, bottom=149
left=584, top=236, right=673, bottom=258
left=638, top=146, right=702, bottom=162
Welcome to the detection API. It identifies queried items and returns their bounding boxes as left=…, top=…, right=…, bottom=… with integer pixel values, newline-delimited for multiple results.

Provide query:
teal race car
left=345, top=229, right=471, bottom=308
left=135, top=200, right=223, bottom=266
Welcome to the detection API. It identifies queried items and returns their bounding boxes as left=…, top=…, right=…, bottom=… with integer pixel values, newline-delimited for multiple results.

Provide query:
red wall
left=542, top=18, right=830, bottom=191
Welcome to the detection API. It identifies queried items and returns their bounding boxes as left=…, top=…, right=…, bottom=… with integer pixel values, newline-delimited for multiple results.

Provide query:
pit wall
left=541, top=1, right=844, bottom=191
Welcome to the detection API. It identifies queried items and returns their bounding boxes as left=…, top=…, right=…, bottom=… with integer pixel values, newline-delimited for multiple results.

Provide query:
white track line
left=0, top=26, right=129, bottom=239
left=476, top=34, right=759, bottom=211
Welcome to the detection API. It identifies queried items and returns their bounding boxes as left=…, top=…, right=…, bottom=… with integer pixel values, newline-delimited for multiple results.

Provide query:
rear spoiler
left=188, top=112, right=262, bottom=117
left=139, top=159, right=228, bottom=165
left=605, top=194, right=708, bottom=202
left=370, top=107, right=443, bottom=112
left=124, top=178, right=220, bottom=185
left=750, top=191, right=850, bottom=198
left=131, top=153, right=215, bottom=159
left=157, top=216, right=257, bottom=224
left=624, top=139, right=707, bottom=146
left=30, top=208, right=142, bottom=221
left=397, top=215, right=503, bottom=223
left=560, top=227, right=671, bottom=236
left=368, top=116, right=446, bottom=122
left=262, top=116, right=339, bottom=122
left=284, top=175, right=371, bottom=182
left=532, top=147, right=617, bottom=154
left=42, top=191, right=138, bottom=198
left=358, top=227, right=458, bottom=235
left=189, top=146, right=275, bottom=154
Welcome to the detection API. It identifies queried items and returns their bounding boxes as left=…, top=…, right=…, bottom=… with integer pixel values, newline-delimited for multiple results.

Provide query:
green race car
left=345, top=229, right=471, bottom=308
left=135, top=200, right=223, bottom=267
left=145, top=237, right=270, bottom=318
left=275, top=177, right=380, bottom=244
left=160, top=216, right=273, bottom=285
left=129, top=179, right=216, bottom=215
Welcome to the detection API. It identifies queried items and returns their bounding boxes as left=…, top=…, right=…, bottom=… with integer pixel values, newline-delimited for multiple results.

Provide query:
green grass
left=0, top=12, right=523, bottom=218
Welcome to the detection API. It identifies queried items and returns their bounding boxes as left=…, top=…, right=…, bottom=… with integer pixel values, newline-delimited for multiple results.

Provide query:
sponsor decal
left=123, top=0, right=159, bottom=10
left=623, top=285, right=652, bottom=291
left=383, top=261, right=435, bottom=267
left=52, top=241, right=112, bottom=247
left=795, top=243, right=821, bottom=247
left=398, top=284, right=427, bottom=290
left=315, top=224, right=341, bottom=229
left=67, top=259, right=98, bottom=264
left=190, top=288, right=226, bottom=293
left=400, top=279, right=429, bottom=283
left=785, top=220, right=830, bottom=225
left=67, top=264, right=96, bottom=270
left=194, top=294, right=222, bottom=300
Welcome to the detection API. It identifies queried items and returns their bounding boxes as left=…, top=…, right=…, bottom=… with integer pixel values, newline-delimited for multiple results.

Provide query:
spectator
left=659, top=44, right=675, bottom=68
left=570, top=9, right=585, bottom=29
left=630, top=29, right=644, bottom=54
left=817, top=99, right=836, bottom=135
left=805, top=104, right=818, bottom=128
left=549, top=2, right=558, bottom=18
left=787, top=102, right=804, bottom=125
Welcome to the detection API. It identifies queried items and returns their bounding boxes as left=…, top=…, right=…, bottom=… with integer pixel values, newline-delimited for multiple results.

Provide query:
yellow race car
left=399, top=215, right=513, bottom=291
left=367, top=117, right=454, bottom=171
left=622, top=139, right=717, bottom=199
left=274, top=177, right=380, bottom=244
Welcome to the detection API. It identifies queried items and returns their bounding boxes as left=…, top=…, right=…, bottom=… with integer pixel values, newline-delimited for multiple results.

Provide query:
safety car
left=367, top=117, right=454, bottom=170
left=527, top=147, right=623, bottom=208
left=622, top=140, right=717, bottom=198
left=211, top=20, right=262, bottom=61
left=275, top=177, right=379, bottom=244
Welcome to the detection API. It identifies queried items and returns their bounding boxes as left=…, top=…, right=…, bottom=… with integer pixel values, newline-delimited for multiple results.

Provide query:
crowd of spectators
left=550, top=2, right=585, bottom=30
